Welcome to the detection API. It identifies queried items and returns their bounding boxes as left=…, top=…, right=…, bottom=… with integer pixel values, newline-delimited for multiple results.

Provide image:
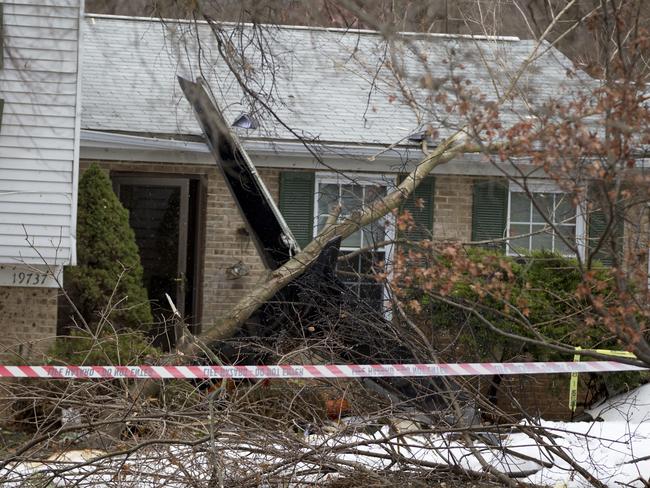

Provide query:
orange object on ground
left=325, top=398, right=351, bottom=420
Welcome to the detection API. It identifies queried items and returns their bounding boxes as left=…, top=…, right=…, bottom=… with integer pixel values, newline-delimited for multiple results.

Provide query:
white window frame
left=313, top=172, right=396, bottom=308
left=506, top=180, right=586, bottom=260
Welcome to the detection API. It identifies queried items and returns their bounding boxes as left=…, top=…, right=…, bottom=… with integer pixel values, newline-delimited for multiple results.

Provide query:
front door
left=113, top=176, right=197, bottom=348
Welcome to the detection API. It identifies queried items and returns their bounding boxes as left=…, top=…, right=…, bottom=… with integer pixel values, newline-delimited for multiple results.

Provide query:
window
left=507, top=183, right=585, bottom=257
left=314, top=174, right=394, bottom=308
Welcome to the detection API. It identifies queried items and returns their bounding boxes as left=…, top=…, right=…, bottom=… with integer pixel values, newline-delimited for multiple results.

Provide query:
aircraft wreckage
left=178, top=77, right=467, bottom=416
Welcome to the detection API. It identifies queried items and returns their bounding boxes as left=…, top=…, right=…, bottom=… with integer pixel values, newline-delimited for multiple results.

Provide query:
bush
left=404, top=249, right=614, bottom=358
left=62, top=164, right=153, bottom=330
left=402, top=248, right=646, bottom=396
left=49, top=328, right=159, bottom=366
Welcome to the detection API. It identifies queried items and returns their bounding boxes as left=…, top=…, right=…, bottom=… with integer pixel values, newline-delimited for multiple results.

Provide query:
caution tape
left=0, top=361, right=645, bottom=380
left=569, top=349, right=641, bottom=412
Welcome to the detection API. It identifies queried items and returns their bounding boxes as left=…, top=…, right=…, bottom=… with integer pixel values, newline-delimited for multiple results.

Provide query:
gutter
left=79, top=129, right=545, bottom=177
left=85, top=13, right=520, bottom=42
left=80, top=129, right=424, bottom=164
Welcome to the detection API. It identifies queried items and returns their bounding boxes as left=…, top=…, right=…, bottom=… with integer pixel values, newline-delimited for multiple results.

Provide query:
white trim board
left=69, top=0, right=85, bottom=266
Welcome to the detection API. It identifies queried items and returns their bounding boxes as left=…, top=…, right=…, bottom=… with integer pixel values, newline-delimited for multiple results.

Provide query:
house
left=1, top=11, right=632, bottom=358
left=0, top=0, right=83, bottom=360
left=77, top=14, right=607, bottom=330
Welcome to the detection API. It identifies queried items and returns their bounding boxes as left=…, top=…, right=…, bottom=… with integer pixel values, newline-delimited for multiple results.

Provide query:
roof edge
left=84, top=13, right=520, bottom=42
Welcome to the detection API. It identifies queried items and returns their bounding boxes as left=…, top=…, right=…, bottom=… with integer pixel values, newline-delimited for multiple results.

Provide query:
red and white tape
left=0, top=361, right=645, bottom=380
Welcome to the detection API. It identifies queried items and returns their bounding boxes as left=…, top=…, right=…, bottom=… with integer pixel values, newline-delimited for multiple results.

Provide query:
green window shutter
left=398, top=175, right=435, bottom=241
left=279, top=171, right=315, bottom=249
left=0, top=99, right=4, bottom=132
left=471, top=179, right=508, bottom=252
left=587, top=197, right=624, bottom=267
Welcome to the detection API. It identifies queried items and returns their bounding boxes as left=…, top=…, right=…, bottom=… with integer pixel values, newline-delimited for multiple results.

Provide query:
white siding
left=0, top=0, right=82, bottom=268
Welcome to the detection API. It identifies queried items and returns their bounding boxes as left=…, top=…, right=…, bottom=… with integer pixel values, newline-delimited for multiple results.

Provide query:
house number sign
left=0, top=265, right=62, bottom=288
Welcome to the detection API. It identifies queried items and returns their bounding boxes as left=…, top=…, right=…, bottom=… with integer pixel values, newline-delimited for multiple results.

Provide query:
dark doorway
left=112, top=176, right=202, bottom=348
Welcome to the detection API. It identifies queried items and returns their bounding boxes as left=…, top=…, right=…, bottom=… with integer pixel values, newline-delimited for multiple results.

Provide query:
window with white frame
left=314, top=174, right=394, bottom=308
left=507, top=183, right=585, bottom=257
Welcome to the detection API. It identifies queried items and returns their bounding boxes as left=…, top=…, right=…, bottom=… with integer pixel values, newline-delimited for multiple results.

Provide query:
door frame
left=112, top=176, right=191, bottom=317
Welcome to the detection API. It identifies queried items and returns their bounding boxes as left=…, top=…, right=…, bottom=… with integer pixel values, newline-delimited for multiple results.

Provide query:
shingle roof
left=81, top=14, right=592, bottom=146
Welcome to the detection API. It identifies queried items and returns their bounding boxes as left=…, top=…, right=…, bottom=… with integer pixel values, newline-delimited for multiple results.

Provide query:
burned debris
left=178, top=76, right=467, bottom=417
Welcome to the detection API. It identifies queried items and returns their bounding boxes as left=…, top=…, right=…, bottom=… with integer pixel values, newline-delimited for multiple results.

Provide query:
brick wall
left=490, top=374, right=591, bottom=420
left=201, top=167, right=279, bottom=327
left=0, top=287, right=57, bottom=361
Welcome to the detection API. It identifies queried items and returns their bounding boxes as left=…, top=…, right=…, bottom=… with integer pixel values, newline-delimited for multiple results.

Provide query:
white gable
left=0, top=0, right=82, bottom=285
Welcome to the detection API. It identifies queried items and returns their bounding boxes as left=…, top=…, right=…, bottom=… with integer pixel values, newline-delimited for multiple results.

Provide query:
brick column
left=433, top=175, right=473, bottom=242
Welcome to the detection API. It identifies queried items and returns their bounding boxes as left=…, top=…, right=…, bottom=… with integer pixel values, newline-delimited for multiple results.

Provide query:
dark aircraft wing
left=178, top=76, right=298, bottom=270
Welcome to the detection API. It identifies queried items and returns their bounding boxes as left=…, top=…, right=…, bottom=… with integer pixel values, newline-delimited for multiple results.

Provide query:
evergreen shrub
left=62, top=163, right=153, bottom=330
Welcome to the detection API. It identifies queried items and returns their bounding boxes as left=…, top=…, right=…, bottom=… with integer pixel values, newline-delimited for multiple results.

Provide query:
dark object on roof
left=408, top=130, right=429, bottom=143
left=179, top=76, right=466, bottom=415
left=232, top=113, right=258, bottom=130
